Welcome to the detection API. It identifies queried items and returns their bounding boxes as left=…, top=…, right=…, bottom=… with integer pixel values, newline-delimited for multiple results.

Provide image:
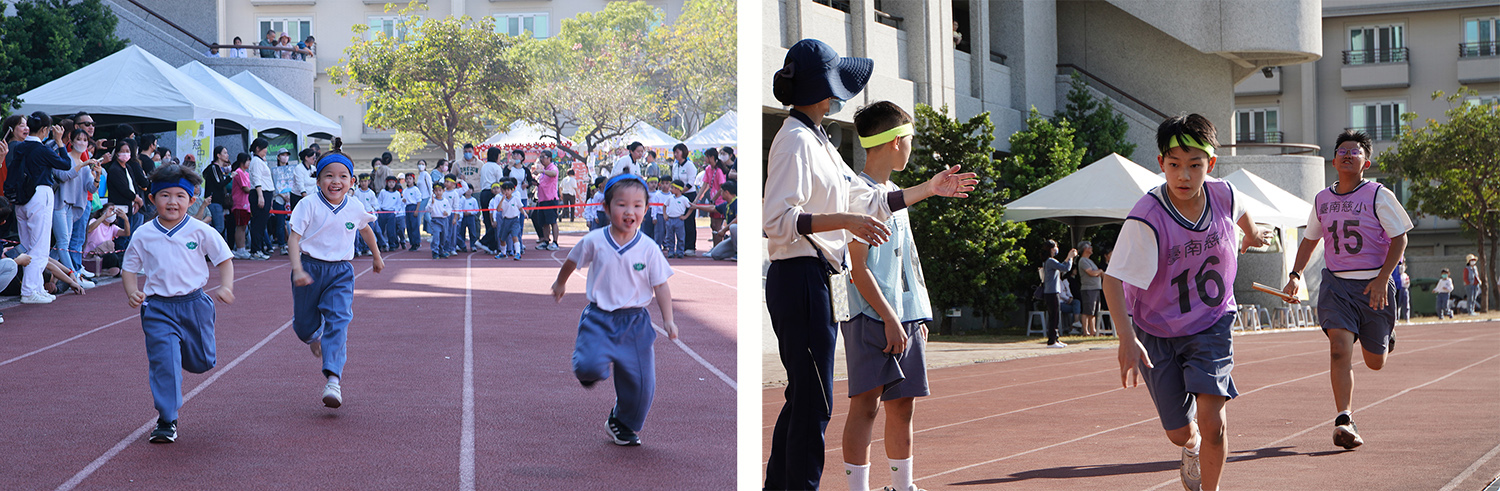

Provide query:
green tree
left=1001, top=107, right=1087, bottom=295
left=646, top=0, right=735, bottom=138
left=1056, top=72, right=1136, bottom=166
left=508, top=1, right=662, bottom=162
left=329, top=2, right=526, bottom=160
left=893, top=105, right=1029, bottom=334
left=1379, top=88, right=1500, bottom=311
left=0, top=0, right=126, bottom=116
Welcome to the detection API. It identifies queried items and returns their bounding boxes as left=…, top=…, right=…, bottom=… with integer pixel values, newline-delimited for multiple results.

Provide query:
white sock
left=1186, top=438, right=1201, bottom=455
left=327, top=375, right=340, bottom=386
left=889, top=457, right=913, bottom=491
left=1338, top=410, right=1351, bottom=418
left=844, top=463, right=869, bottom=491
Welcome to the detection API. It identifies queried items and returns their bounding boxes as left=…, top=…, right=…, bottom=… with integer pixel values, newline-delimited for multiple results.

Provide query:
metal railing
left=1345, top=125, right=1403, bottom=141
left=120, top=0, right=307, bottom=58
left=813, top=0, right=851, bottom=13
left=1460, top=41, right=1499, bottom=58
left=874, top=9, right=902, bottom=29
left=1056, top=64, right=1169, bottom=119
left=1235, top=131, right=1283, bottom=144
left=1342, top=47, right=1409, bottom=65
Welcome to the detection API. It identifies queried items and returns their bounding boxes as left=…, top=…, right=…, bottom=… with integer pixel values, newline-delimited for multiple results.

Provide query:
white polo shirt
left=429, top=193, right=453, bottom=218
left=461, top=196, right=479, bottom=216
left=612, top=155, right=643, bottom=177
left=378, top=189, right=403, bottom=211
left=649, top=190, right=669, bottom=217
left=354, top=188, right=378, bottom=213
left=290, top=191, right=378, bottom=262
left=568, top=226, right=673, bottom=311
left=122, top=217, right=234, bottom=297
left=248, top=155, right=274, bottom=191
left=491, top=193, right=524, bottom=221
left=663, top=194, right=691, bottom=218
left=401, top=186, right=422, bottom=205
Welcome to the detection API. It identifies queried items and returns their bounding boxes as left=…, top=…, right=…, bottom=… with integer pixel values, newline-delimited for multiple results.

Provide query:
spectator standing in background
left=1077, top=241, right=1104, bottom=336
left=1040, top=240, right=1077, bottom=348
left=258, top=30, right=278, bottom=58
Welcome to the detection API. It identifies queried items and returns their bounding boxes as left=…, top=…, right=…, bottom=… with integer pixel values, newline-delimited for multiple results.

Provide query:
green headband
left=1164, top=134, right=1215, bottom=158
left=859, top=123, right=914, bottom=148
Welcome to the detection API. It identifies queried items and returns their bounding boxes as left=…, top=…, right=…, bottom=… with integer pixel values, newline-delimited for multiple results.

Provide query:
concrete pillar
left=996, top=0, right=1057, bottom=117
left=969, top=0, right=989, bottom=100
left=908, top=0, right=955, bottom=115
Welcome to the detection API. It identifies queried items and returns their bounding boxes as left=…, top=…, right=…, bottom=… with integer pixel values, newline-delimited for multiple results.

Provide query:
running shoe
left=322, top=382, right=342, bottom=408
left=1180, top=446, right=1201, bottom=491
left=1334, top=416, right=1363, bottom=449
left=149, top=419, right=177, bottom=443
left=883, top=486, right=927, bottom=491
left=20, top=294, right=53, bottom=304
left=606, top=408, right=640, bottom=446
left=79, top=268, right=96, bottom=279
left=1046, top=342, right=1068, bottom=348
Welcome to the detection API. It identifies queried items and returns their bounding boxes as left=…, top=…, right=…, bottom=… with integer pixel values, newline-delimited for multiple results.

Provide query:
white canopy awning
left=684, top=110, right=737, bottom=150
left=16, top=45, right=248, bottom=125
left=177, top=61, right=300, bottom=135
left=229, top=71, right=341, bottom=139
left=1219, top=169, right=1313, bottom=230
left=585, top=121, right=681, bottom=149
left=1003, top=153, right=1165, bottom=228
left=483, top=120, right=574, bottom=147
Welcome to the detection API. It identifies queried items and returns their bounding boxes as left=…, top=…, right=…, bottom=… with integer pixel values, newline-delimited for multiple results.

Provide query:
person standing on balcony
left=228, top=36, right=249, bottom=58
left=258, top=30, right=278, bottom=59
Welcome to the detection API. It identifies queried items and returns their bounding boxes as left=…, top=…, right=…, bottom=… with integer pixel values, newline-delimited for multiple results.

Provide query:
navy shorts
left=1318, top=269, right=1396, bottom=355
left=1137, top=311, right=1239, bottom=431
left=840, top=315, right=929, bottom=401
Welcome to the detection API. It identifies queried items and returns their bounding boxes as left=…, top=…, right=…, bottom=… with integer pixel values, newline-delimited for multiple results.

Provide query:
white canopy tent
left=1219, top=169, right=1313, bottom=230
left=588, top=121, right=681, bottom=149
left=1003, top=153, right=1165, bottom=234
left=229, top=71, right=341, bottom=140
left=482, top=120, right=574, bottom=148
left=683, top=110, right=738, bottom=150
left=177, top=61, right=300, bottom=137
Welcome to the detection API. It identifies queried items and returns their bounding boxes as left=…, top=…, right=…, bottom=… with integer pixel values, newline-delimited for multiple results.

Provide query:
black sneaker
left=1333, top=416, right=1363, bottom=449
left=149, top=419, right=177, bottom=443
left=1388, top=332, right=1396, bottom=354
left=580, top=379, right=597, bottom=389
left=606, top=408, right=640, bottom=446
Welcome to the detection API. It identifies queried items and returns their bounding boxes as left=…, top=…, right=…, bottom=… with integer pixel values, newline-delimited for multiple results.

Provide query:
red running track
left=763, top=321, right=1500, bottom=490
left=0, top=232, right=735, bottom=490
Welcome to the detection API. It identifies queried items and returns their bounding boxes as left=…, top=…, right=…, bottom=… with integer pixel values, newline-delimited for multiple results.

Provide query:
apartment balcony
left=1457, top=42, right=1500, bottom=84
left=1341, top=48, right=1409, bottom=90
left=1235, top=67, right=1281, bottom=96
left=1346, top=125, right=1403, bottom=142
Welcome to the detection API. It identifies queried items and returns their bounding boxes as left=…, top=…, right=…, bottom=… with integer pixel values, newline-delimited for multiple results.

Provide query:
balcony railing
left=812, top=0, right=851, bottom=13
left=1345, top=125, right=1403, bottom=141
left=1236, top=131, right=1283, bottom=144
left=874, top=9, right=902, bottom=30
left=1343, top=47, right=1409, bottom=65
left=1460, top=41, right=1499, bottom=58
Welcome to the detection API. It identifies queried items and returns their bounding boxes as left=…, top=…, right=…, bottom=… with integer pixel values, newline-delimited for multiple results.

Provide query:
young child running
left=840, top=101, right=932, bottom=491
left=1281, top=130, right=1411, bottom=450
left=121, top=164, right=236, bottom=443
left=1104, top=114, right=1266, bottom=491
left=287, top=139, right=385, bottom=408
left=550, top=174, right=677, bottom=446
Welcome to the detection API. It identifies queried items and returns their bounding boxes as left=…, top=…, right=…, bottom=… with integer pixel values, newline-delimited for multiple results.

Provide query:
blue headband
left=315, top=153, right=355, bottom=176
left=604, top=173, right=647, bottom=195
left=149, top=177, right=196, bottom=197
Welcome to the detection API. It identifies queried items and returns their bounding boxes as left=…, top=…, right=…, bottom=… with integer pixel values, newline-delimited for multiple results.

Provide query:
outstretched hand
left=928, top=165, right=979, bottom=198
left=1119, top=339, right=1152, bottom=388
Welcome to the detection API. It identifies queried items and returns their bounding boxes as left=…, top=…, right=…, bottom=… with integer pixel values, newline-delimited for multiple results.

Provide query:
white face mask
left=118, top=152, right=131, bottom=162
left=73, top=142, right=88, bottom=153
left=103, top=214, right=116, bottom=224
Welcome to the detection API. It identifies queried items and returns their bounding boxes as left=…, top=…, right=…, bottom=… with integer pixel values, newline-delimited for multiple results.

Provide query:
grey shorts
left=840, top=315, right=929, bottom=401
left=1080, top=289, right=1101, bottom=316
left=1137, top=312, right=1238, bottom=431
left=1318, top=269, right=1396, bottom=355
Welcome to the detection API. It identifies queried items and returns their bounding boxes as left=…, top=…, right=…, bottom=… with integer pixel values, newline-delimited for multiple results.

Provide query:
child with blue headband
left=551, top=173, right=677, bottom=446
left=121, top=164, right=237, bottom=443
left=287, top=138, right=385, bottom=408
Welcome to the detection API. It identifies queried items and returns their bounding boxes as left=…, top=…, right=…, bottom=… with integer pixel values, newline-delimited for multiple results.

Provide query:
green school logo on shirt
left=633, top=263, right=645, bottom=271
left=345, top=222, right=355, bottom=230
left=186, top=242, right=198, bottom=250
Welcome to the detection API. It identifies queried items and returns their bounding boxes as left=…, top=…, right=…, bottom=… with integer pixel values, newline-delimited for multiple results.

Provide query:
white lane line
left=55, top=263, right=377, bottom=491
left=1441, top=440, right=1500, bottom=491
left=672, top=267, right=737, bottom=290
left=459, top=253, right=476, bottom=491
left=549, top=249, right=737, bottom=391
left=1, top=264, right=288, bottom=368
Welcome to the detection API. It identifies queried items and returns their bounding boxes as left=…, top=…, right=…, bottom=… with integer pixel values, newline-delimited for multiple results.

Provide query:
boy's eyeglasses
left=1335, top=148, right=1364, bottom=157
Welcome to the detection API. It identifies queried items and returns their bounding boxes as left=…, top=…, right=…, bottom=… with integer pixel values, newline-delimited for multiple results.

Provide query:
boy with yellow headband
left=662, top=180, right=691, bottom=258
left=839, top=101, right=932, bottom=491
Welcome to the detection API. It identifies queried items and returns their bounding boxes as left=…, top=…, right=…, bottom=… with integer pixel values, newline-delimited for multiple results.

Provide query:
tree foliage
left=329, top=2, right=526, bottom=160
left=1379, top=87, right=1500, bottom=310
left=1001, top=107, right=1087, bottom=293
left=646, top=0, right=735, bottom=137
left=892, top=105, right=1029, bottom=333
left=0, top=0, right=126, bottom=116
left=1056, top=72, right=1136, bottom=166
left=507, top=1, right=661, bottom=162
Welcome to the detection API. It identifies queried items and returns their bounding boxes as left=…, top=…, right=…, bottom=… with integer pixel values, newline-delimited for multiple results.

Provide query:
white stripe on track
left=1, top=264, right=287, bottom=368
left=459, top=253, right=476, bottom=491
left=673, top=268, right=737, bottom=290
left=1441, top=440, right=1500, bottom=491
left=55, top=263, right=377, bottom=491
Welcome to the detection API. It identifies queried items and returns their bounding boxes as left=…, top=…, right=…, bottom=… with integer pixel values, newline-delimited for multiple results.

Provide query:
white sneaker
left=79, top=268, right=96, bottom=279
left=77, top=278, right=96, bottom=289
left=1180, top=446, right=1202, bottom=491
left=322, top=382, right=342, bottom=408
left=20, top=294, right=54, bottom=304
left=1046, top=342, right=1068, bottom=348
left=233, top=250, right=250, bottom=260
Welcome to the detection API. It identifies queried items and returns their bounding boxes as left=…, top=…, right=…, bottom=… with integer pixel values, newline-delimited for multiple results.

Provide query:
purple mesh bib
left=1123, top=180, right=1238, bottom=338
left=1314, top=181, right=1390, bottom=273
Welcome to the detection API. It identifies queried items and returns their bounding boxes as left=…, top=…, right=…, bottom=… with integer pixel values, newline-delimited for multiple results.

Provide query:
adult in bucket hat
left=763, top=38, right=977, bottom=491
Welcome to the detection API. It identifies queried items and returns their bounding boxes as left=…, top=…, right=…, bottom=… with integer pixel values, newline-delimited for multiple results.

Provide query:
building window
left=1235, top=108, right=1280, bottom=143
left=1350, top=101, right=1405, bottom=141
left=1466, top=95, right=1500, bottom=107
left=1463, top=17, right=1499, bottom=57
left=259, top=17, right=313, bottom=44
left=368, top=15, right=420, bottom=42
left=1346, top=24, right=1405, bottom=64
left=493, top=12, right=549, bottom=38
left=811, top=0, right=850, bottom=13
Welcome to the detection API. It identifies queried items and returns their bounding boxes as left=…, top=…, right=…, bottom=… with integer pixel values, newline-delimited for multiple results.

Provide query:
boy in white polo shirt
left=121, top=164, right=237, bottom=444
left=551, top=174, right=677, bottom=446
left=428, top=182, right=453, bottom=259
left=491, top=180, right=525, bottom=260
left=649, top=178, right=670, bottom=247
left=353, top=174, right=382, bottom=256
left=662, top=180, right=691, bottom=258
left=288, top=139, right=385, bottom=408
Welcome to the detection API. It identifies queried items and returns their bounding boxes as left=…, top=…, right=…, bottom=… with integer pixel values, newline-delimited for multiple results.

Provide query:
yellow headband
left=1164, top=134, right=1215, bottom=158
left=859, top=123, right=914, bottom=149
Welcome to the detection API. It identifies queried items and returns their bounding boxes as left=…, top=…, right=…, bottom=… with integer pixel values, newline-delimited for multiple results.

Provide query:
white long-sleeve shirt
left=248, top=155, right=274, bottom=191
left=763, top=111, right=899, bottom=271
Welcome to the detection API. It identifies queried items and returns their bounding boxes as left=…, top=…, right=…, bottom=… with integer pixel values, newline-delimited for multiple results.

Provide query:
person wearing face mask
left=1462, top=254, right=1483, bottom=315
left=2, top=112, right=78, bottom=304
left=1433, top=268, right=1455, bottom=318
left=457, top=143, right=484, bottom=190
left=762, top=38, right=978, bottom=491
left=52, top=128, right=100, bottom=286
left=413, top=159, right=433, bottom=235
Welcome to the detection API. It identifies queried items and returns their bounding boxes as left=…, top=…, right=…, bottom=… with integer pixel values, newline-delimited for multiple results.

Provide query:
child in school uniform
left=443, top=175, right=464, bottom=255
left=402, top=173, right=422, bottom=251
left=378, top=176, right=404, bottom=251
left=491, top=180, right=524, bottom=260
left=460, top=186, right=480, bottom=253
left=1104, top=115, right=1267, bottom=491
left=428, top=183, right=452, bottom=259
left=550, top=173, right=678, bottom=446
left=121, top=164, right=237, bottom=443
left=839, top=102, right=932, bottom=491
left=662, top=180, right=691, bottom=258
left=353, top=174, right=383, bottom=256
left=650, top=178, right=670, bottom=247
left=287, top=139, right=385, bottom=408
left=585, top=176, right=607, bottom=231
left=1433, top=269, right=1455, bottom=318
left=1281, top=130, right=1412, bottom=450
left=641, top=177, right=659, bottom=241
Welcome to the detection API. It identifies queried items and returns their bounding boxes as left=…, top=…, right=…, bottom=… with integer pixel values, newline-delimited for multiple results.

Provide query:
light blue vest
left=847, top=176, right=933, bottom=323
